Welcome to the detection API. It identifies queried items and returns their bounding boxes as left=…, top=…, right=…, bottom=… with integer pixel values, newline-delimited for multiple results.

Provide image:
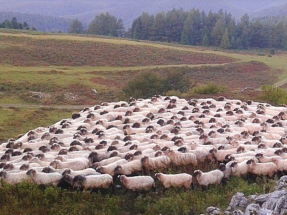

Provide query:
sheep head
left=50, top=160, right=60, bottom=169
left=73, top=175, right=86, bottom=188
left=26, top=169, right=36, bottom=177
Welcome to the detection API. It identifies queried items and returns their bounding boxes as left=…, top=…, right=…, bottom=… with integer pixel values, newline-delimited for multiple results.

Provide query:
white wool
left=194, top=169, right=224, bottom=187
left=120, top=175, right=154, bottom=191
left=155, top=173, right=192, bottom=189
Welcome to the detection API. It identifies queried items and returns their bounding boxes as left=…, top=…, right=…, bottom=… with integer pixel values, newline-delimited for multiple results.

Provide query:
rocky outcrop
left=223, top=176, right=287, bottom=215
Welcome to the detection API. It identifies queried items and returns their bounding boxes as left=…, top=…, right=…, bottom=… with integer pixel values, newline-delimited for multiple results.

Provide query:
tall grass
left=259, top=85, right=287, bottom=105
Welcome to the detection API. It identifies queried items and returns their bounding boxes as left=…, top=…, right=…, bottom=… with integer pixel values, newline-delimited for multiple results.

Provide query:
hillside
left=1, top=0, right=287, bottom=28
left=253, top=3, right=287, bottom=18
left=0, top=28, right=287, bottom=215
left=0, top=11, right=72, bottom=32
left=0, top=29, right=286, bottom=142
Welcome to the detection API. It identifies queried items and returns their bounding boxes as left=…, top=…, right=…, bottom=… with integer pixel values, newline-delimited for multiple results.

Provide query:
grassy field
left=0, top=29, right=286, bottom=214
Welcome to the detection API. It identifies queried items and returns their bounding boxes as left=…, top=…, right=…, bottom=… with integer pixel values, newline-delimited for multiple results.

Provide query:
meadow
left=0, top=29, right=286, bottom=214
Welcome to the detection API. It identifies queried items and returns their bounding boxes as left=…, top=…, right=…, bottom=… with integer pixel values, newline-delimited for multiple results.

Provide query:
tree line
left=70, top=9, right=287, bottom=50
left=0, top=17, right=35, bottom=30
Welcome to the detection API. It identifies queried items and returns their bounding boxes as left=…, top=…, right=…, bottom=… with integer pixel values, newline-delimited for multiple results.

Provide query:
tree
left=88, top=13, right=124, bottom=37
left=202, top=33, right=209, bottom=46
left=220, top=28, right=231, bottom=49
left=11, top=17, right=19, bottom=29
left=150, top=12, right=166, bottom=41
left=211, top=17, right=225, bottom=46
left=68, top=19, right=85, bottom=34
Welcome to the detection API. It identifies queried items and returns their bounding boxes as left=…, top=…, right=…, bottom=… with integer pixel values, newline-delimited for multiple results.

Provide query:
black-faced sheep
left=119, top=175, right=155, bottom=191
left=155, top=173, right=192, bottom=189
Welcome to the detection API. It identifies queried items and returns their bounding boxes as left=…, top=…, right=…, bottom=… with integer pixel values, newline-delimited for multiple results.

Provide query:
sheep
left=119, top=175, right=155, bottom=191
left=164, top=149, right=197, bottom=166
left=96, top=159, right=128, bottom=176
left=230, top=161, right=249, bottom=177
left=26, top=169, right=62, bottom=186
left=61, top=168, right=100, bottom=177
left=193, top=164, right=225, bottom=189
left=155, top=173, right=192, bottom=189
left=0, top=170, right=32, bottom=185
left=114, top=159, right=143, bottom=175
left=72, top=174, right=113, bottom=190
left=246, top=159, right=277, bottom=178
left=50, top=158, right=89, bottom=171
left=141, top=156, right=171, bottom=174
left=92, top=156, right=123, bottom=168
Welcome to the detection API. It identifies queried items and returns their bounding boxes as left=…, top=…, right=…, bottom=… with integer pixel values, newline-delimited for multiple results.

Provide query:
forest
left=68, top=9, right=287, bottom=50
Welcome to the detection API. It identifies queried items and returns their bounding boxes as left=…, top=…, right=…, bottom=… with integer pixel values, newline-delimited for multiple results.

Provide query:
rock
left=232, top=209, right=244, bottom=215
left=225, top=192, right=250, bottom=214
left=244, top=203, right=260, bottom=215
left=257, top=209, right=273, bottom=215
left=275, top=176, right=287, bottom=191
left=206, top=206, right=221, bottom=215
left=262, top=190, right=287, bottom=211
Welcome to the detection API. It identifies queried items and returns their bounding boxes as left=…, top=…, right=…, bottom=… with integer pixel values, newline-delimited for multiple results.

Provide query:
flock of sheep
left=1, top=95, right=287, bottom=192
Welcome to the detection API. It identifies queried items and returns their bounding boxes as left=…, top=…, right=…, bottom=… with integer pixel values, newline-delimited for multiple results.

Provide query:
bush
left=122, top=70, right=192, bottom=99
left=259, top=85, right=287, bottom=105
left=122, top=72, right=165, bottom=99
left=192, top=82, right=226, bottom=95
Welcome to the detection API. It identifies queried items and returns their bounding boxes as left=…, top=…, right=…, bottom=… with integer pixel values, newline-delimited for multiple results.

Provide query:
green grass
left=0, top=176, right=276, bottom=215
left=0, top=107, right=72, bottom=142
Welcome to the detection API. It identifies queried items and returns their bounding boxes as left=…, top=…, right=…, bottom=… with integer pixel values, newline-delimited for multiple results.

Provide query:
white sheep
left=50, top=158, right=89, bottom=171
left=114, top=159, right=142, bottom=175
left=193, top=166, right=225, bottom=188
left=119, top=175, right=155, bottom=191
left=73, top=174, right=113, bottom=189
left=96, top=159, right=128, bottom=176
left=141, top=155, right=171, bottom=174
left=61, top=168, right=100, bottom=177
left=164, top=149, right=197, bottom=166
left=155, top=173, right=192, bottom=189
left=26, top=169, right=62, bottom=186
left=0, top=170, right=32, bottom=185
left=246, top=159, right=277, bottom=177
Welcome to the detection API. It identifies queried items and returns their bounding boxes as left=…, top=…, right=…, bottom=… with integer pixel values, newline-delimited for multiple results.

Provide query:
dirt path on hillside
left=0, top=104, right=88, bottom=110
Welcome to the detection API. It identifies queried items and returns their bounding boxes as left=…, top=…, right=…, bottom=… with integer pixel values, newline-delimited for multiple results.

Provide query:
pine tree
left=180, top=27, right=190, bottom=45
left=201, top=34, right=209, bottom=46
left=220, top=28, right=230, bottom=49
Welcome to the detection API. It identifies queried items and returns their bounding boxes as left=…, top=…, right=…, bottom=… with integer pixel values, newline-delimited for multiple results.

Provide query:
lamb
left=72, top=174, right=113, bottom=190
left=119, top=175, right=155, bottom=191
left=155, top=173, right=192, bottom=189
left=246, top=159, right=277, bottom=177
left=26, top=169, right=62, bottom=186
left=193, top=164, right=225, bottom=189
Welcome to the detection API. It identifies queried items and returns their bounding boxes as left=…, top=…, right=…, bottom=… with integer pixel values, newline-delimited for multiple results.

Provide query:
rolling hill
left=1, top=0, right=287, bottom=31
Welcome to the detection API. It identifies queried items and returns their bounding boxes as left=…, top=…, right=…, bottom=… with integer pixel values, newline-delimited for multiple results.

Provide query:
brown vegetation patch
left=0, top=35, right=236, bottom=67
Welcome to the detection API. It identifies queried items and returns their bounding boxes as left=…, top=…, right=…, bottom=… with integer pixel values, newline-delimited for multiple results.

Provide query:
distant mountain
left=253, top=3, right=287, bottom=18
left=0, top=11, right=72, bottom=32
left=1, top=0, right=287, bottom=31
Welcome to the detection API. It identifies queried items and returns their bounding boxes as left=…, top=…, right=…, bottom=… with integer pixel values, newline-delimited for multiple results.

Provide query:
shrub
left=192, top=82, right=226, bottom=95
left=122, top=72, right=165, bottom=99
left=122, top=70, right=192, bottom=99
left=259, top=85, right=287, bottom=105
